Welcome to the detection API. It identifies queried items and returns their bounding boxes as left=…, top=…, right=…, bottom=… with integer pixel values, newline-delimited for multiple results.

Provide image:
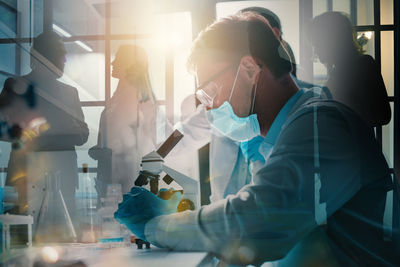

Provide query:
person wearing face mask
left=173, top=7, right=330, bottom=203
left=114, top=13, right=399, bottom=266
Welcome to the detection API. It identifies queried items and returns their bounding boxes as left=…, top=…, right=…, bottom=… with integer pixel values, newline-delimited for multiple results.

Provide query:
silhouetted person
left=241, top=6, right=297, bottom=77
left=309, top=11, right=391, bottom=128
left=1, top=31, right=89, bottom=227
left=89, top=45, right=157, bottom=195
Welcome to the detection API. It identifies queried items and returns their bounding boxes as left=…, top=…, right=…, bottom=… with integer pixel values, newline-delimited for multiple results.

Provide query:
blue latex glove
left=114, top=187, right=181, bottom=241
left=240, top=136, right=266, bottom=163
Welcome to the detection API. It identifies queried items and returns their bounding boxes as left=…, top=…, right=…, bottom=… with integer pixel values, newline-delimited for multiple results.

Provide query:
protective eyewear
left=195, top=65, right=233, bottom=108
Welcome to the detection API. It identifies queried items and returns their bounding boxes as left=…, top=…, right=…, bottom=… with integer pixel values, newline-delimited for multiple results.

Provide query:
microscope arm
left=162, top=164, right=200, bottom=208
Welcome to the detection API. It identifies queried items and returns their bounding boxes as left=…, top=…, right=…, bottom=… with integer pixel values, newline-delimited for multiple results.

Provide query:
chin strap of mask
left=250, top=70, right=260, bottom=115
left=228, top=64, right=241, bottom=103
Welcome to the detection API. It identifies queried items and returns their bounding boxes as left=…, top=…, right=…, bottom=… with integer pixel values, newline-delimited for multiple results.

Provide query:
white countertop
left=0, top=243, right=212, bottom=267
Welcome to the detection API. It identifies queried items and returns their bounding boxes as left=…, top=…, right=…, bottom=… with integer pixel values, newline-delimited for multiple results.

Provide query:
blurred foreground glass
left=35, top=172, right=77, bottom=243
left=97, top=184, right=125, bottom=243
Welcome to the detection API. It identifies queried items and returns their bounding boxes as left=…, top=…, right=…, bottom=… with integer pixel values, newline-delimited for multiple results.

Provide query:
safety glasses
left=195, top=65, right=233, bottom=108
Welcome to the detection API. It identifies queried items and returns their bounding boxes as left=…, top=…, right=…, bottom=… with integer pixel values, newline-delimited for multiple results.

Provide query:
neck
left=255, top=74, right=298, bottom=137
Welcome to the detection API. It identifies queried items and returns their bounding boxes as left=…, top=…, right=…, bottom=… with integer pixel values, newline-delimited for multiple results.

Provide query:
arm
left=145, top=106, right=362, bottom=265
left=365, top=56, right=391, bottom=126
left=34, top=88, right=89, bottom=149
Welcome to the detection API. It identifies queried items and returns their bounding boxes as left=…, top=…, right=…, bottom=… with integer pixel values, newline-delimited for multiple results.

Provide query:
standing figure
left=89, top=45, right=157, bottom=195
left=1, top=31, right=89, bottom=224
left=309, top=11, right=391, bottom=128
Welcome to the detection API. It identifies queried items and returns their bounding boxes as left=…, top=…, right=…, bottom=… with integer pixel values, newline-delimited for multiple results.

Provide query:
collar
left=264, top=89, right=305, bottom=145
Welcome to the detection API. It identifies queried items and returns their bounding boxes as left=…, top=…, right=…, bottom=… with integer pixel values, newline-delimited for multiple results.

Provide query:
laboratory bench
left=0, top=243, right=213, bottom=267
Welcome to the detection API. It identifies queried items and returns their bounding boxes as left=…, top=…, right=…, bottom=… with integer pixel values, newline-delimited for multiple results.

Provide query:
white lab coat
left=174, top=103, right=249, bottom=203
left=174, top=78, right=330, bottom=203
left=91, top=80, right=157, bottom=193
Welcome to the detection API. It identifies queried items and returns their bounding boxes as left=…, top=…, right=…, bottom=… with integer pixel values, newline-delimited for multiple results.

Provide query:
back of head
left=240, top=6, right=282, bottom=32
left=309, top=12, right=358, bottom=63
left=187, top=12, right=292, bottom=79
left=31, top=31, right=66, bottom=68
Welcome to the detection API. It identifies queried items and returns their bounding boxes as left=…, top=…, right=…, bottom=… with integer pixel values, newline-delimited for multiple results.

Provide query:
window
left=309, top=0, right=397, bottom=170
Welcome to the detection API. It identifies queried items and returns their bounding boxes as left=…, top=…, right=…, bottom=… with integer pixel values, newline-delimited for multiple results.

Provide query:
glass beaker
left=35, top=172, right=77, bottom=243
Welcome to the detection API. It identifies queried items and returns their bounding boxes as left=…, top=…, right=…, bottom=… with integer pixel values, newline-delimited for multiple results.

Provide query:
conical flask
left=35, top=172, right=77, bottom=243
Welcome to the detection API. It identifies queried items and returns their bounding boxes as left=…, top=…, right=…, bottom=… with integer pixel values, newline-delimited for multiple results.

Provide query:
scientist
left=115, top=13, right=398, bottom=266
left=175, top=7, right=329, bottom=203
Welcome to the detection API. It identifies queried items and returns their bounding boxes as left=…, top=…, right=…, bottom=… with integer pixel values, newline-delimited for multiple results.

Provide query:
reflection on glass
left=357, top=0, right=374, bottom=25
left=53, top=0, right=105, bottom=36
left=381, top=31, right=394, bottom=96
left=380, top=0, right=394, bottom=25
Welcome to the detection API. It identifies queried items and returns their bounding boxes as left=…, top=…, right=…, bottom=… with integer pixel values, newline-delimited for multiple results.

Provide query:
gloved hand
left=114, top=186, right=181, bottom=241
left=240, top=135, right=266, bottom=163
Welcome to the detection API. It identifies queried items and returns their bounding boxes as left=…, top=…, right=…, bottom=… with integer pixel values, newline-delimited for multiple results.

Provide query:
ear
left=240, top=56, right=261, bottom=85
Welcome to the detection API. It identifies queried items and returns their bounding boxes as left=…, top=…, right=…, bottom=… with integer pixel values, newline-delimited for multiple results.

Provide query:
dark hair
left=240, top=6, right=281, bottom=32
left=309, top=12, right=359, bottom=53
left=31, top=31, right=66, bottom=66
left=187, top=12, right=292, bottom=78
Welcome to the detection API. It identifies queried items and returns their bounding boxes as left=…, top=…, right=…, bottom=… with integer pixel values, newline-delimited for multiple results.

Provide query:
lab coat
left=175, top=78, right=330, bottom=203
left=145, top=91, right=397, bottom=266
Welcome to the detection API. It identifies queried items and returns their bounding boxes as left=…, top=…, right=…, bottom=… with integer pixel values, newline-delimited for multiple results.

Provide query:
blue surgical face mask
left=206, top=64, right=261, bottom=142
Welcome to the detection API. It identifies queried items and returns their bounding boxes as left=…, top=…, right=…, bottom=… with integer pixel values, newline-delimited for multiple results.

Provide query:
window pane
left=76, top=106, right=103, bottom=168
left=357, top=31, right=375, bottom=58
left=110, top=0, right=157, bottom=35
left=0, top=73, right=10, bottom=92
left=333, top=0, right=351, bottom=14
left=313, top=61, right=328, bottom=86
left=313, top=0, right=328, bottom=17
left=60, top=41, right=105, bottom=101
left=6, top=0, right=43, bottom=39
left=382, top=102, right=394, bottom=168
left=0, top=44, right=16, bottom=75
left=381, top=31, right=394, bottom=96
left=357, top=0, right=374, bottom=25
left=0, top=141, right=11, bottom=168
left=381, top=0, right=393, bottom=25
left=53, top=0, right=105, bottom=36
left=0, top=0, right=17, bottom=36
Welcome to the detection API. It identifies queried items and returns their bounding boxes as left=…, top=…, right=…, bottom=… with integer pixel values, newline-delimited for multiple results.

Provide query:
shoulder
left=284, top=99, right=357, bottom=134
left=55, top=80, right=80, bottom=97
left=55, top=80, right=77, bottom=92
left=356, top=54, right=377, bottom=69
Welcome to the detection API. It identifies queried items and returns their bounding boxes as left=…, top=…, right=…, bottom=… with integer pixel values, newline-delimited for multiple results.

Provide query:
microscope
left=134, top=130, right=200, bottom=211
left=133, top=130, right=200, bottom=249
